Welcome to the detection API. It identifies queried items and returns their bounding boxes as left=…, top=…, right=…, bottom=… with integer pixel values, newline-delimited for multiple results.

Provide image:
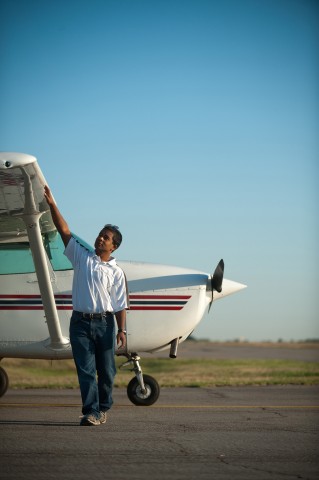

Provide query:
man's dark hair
left=103, top=224, right=122, bottom=249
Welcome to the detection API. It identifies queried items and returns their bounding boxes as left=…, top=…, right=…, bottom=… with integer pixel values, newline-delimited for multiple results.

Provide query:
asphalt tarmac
left=1, top=343, right=319, bottom=480
left=155, top=340, right=319, bottom=362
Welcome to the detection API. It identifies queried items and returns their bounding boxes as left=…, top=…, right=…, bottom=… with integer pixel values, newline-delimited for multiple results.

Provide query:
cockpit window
left=0, top=231, right=92, bottom=275
left=0, top=242, right=36, bottom=274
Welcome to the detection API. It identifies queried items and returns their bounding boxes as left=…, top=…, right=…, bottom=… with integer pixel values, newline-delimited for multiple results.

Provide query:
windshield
left=0, top=231, right=93, bottom=275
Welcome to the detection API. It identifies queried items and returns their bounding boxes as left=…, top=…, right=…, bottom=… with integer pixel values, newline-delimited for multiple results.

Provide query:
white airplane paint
left=0, top=152, right=246, bottom=405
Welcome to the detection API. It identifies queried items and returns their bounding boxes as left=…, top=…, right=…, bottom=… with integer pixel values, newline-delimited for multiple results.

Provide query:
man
left=44, top=185, right=127, bottom=426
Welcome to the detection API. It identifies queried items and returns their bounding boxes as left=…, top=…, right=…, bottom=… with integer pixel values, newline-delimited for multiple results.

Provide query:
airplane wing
left=0, top=152, right=69, bottom=350
left=0, top=152, right=56, bottom=243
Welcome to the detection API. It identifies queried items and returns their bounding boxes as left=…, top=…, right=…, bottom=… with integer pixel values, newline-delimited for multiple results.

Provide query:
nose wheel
left=120, top=353, right=160, bottom=406
left=127, top=374, right=160, bottom=406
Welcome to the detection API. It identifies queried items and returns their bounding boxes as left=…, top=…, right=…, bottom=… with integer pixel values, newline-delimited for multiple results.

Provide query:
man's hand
left=116, top=331, right=126, bottom=349
left=44, top=185, right=55, bottom=206
left=43, top=185, right=71, bottom=247
left=115, top=310, right=127, bottom=350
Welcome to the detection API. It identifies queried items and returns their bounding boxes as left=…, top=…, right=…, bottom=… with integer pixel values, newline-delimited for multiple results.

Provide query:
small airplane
left=0, top=152, right=246, bottom=405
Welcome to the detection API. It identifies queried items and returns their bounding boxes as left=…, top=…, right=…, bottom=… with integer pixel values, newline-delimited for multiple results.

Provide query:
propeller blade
left=211, top=259, right=224, bottom=293
left=208, top=259, right=224, bottom=312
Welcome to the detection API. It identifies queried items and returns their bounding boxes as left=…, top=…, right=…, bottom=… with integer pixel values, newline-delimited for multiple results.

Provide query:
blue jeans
left=69, top=310, right=116, bottom=416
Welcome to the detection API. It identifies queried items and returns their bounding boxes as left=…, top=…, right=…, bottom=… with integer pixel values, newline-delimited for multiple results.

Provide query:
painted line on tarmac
left=0, top=403, right=81, bottom=408
left=150, top=405, right=319, bottom=409
left=1, top=403, right=319, bottom=409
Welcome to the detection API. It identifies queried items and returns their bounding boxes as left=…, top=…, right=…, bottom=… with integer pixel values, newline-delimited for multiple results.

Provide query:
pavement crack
left=262, top=407, right=287, bottom=418
left=217, top=454, right=307, bottom=479
left=165, top=436, right=190, bottom=456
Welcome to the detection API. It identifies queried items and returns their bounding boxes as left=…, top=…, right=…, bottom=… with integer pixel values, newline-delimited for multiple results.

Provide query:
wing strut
left=21, top=168, right=69, bottom=350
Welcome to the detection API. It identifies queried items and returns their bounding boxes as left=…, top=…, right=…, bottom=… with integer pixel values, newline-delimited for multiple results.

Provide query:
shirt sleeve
left=110, top=268, right=128, bottom=312
left=64, top=236, right=84, bottom=267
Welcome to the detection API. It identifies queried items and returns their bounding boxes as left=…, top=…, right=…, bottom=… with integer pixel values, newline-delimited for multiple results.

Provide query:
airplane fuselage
left=0, top=256, right=219, bottom=358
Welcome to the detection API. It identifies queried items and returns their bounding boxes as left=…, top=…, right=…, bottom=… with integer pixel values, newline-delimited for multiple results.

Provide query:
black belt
left=75, top=311, right=113, bottom=319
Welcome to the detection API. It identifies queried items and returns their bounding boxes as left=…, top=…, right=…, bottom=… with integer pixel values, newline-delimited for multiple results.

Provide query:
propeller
left=208, top=259, right=224, bottom=312
left=211, top=259, right=224, bottom=293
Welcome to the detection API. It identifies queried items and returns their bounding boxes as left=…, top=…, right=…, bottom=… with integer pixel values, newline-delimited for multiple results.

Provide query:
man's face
left=94, top=228, right=115, bottom=256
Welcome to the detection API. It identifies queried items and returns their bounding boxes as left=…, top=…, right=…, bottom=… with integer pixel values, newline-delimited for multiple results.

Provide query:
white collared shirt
left=64, top=237, right=127, bottom=314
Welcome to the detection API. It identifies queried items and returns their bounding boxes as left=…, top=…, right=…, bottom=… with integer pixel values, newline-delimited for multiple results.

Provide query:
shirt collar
left=93, top=254, right=116, bottom=266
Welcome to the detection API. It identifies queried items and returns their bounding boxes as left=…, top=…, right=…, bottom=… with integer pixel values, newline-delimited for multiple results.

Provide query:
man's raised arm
left=44, top=185, right=72, bottom=247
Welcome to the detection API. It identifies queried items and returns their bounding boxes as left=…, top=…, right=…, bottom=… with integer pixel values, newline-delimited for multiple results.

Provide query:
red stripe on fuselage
left=129, top=295, right=191, bottom=299
left=0, top=306, right=73, bottom=310
left=0, top=294, right=190, bottom=311
left=0, top=294, right=72, bottom=299
left=129, top=306, right=183, bottom=310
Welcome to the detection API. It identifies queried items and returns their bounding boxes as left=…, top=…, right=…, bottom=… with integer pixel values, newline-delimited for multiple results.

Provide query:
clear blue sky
left=1, top=0, right=318, bottom=341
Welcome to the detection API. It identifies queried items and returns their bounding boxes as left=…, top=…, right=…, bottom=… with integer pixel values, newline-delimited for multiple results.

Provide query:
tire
left=0, top=366, right=9, bottom=397
left=127, top=374, right=160, bottom=406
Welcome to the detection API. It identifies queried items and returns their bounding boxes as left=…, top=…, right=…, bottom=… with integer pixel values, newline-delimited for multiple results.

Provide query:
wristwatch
left=117, top=328, right=127, bottom=334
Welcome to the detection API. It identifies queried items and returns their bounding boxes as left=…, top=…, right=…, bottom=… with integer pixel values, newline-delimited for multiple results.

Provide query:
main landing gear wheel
left=127, top=374, right=160, bottom=406
left=0, top=366, right=9, bottom=397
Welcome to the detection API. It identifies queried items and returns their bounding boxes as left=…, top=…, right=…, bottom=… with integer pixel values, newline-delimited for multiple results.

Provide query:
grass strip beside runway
left=2, top=357, right=319, bottom=389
